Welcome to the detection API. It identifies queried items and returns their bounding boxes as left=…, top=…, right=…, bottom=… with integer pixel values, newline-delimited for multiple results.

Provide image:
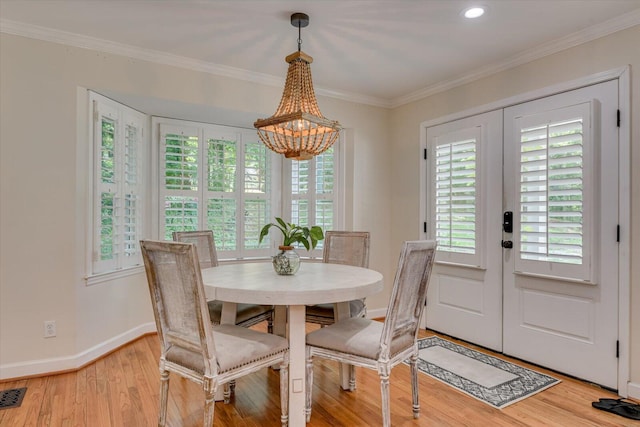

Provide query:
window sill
left=85, top=265, right=145, bottom=286
left=218, top=256, right=323, bottom=265
left=85, top=257, right=323, bottom=285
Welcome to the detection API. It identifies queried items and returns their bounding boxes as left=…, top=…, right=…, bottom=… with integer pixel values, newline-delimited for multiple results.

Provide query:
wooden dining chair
left=305, top=240, right=436, bottom=427
left=140, top=240, right=289, bottom=426
left=305, top=231, right=370, bottom=326
left=173, top=230, right=275, bottom=332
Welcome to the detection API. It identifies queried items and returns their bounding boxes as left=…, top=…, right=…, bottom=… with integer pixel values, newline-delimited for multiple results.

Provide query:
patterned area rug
left=413, top=336, right=560, bottom=409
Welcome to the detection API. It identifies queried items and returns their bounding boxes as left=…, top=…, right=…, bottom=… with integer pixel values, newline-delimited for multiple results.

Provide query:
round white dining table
left=200, top=261, right=384, bottom=427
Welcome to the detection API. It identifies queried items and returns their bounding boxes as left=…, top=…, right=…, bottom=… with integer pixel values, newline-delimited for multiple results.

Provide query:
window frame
left=154, top=117, right=280, bottom=259
left=87, top=92, right=148, bottom=283
left=428, top=125, right=485, bottom=268
left=282, top=142, right=344, bottom=259
left=513, top=102, right=595, bottom=282
left=152, top=117, right=343, bottom=261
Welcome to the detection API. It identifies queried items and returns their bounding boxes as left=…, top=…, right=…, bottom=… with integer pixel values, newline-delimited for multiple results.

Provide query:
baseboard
left=628, top=381, right=640, bottom=400
left=0, top=322, right=156, bottom=381
left=366, top=307, right=387, bottom=319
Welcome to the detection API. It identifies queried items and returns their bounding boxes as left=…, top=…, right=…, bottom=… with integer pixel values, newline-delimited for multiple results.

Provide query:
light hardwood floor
left=0, top=325, right=635, bottom=426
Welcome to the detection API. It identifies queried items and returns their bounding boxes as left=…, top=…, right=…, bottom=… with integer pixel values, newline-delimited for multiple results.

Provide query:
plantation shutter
left=291, top=159, right=310, bottom=228
left=159, top=123, right=200, bottom=240
left=157, top=120, right=275, bottom=258
left=315, top=148, right=335, bottom=234
left=514, top=102, right=594, bottom=281
left=91, top=93, right=146, bottom=275
left=431, top=126, right=482, bottom=267
left=289, top=146, right=337, bottom=255
left=122, top=117, right=144, bottom=268
left=206, top=132, right=237, bottom=251
left=203, top=128, right=272, bottom=256
left=241, top=134, right=271, bottom=252
left=94, top=101, right=119, bottom=273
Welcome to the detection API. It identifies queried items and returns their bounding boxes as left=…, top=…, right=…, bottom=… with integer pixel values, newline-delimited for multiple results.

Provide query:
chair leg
left=349, top=364, right=356, bottom=391
left=204, top=379, right=216, bottom=427
left=280, top=356, right=289, bottom=426
left=305, top=347, right=313, bottom=422
left=158, top=369, right=170, bottom=426
left=410, top=353, right=420, bottom=419
left=268, top=317, right=274, bottom=334
left=223, top=382, right=232, bottom=404
left=378, top=368, right=391, bottom=427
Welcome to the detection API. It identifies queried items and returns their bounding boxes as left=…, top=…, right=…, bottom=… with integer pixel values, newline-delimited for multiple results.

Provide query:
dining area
left=139, top=229, right=436, bottom=426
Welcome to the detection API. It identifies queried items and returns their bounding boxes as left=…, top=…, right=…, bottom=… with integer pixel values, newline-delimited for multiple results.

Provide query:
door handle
left=501, top=240, right=513, bottom=249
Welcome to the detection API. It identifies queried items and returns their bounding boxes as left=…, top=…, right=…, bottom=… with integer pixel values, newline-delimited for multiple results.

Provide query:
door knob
left=501, top=240, right=513, bottom=249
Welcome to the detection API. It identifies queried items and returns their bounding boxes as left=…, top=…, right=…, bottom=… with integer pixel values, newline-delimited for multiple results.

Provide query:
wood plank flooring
left=0, top=325, right=635, bottom=426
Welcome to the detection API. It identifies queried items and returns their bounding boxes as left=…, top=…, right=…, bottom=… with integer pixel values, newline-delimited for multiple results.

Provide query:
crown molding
left=0, top=18, right=391, bottom=108
left=2, top=10, right=638, bottom=110
left=391, top=9, right=640, bottom=107
left=0, top=19, right=283, bottom=85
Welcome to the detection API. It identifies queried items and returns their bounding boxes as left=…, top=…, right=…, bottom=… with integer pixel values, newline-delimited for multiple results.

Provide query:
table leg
left=220, top=302, right=237, bottom=325
left=270, top=305, right=287, bottom=370
left=288, top=305, right=306, bottom=426
left=273, top=305, right=287, bottom=338
left=335, top=302, right=353, bottom=391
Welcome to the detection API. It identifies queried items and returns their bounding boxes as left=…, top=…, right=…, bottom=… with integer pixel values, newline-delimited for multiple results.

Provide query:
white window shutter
left=514, top=102, right=594, bottom=282
left=430, top=126, right=482, bottom=267
left=90, top=92, right=146, bottom=275
left=159, top=124, right=201, bottom=240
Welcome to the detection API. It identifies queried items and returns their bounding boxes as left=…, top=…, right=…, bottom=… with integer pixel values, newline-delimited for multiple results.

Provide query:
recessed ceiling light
left=463, top=7, right=485, bottom=19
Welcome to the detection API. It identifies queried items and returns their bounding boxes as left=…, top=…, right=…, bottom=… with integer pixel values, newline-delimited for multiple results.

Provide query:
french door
left=502, top=80, right=619, bottom=389
left=425, top=111, right=503, bottom=351
left=426, top=80, right=619, bottom=388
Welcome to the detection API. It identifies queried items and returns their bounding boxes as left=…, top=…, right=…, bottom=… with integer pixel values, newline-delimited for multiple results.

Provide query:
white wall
left=0, top=33, right=392, bottom=377
left=389, top=25, right=640, bottom=394
left=2, top=24, right=637, bottom=394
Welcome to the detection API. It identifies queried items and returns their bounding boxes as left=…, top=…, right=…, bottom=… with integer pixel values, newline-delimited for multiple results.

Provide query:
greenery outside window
left=157, top=119, right=277, bottom=259
left=155, top=118, right=341, bottom=260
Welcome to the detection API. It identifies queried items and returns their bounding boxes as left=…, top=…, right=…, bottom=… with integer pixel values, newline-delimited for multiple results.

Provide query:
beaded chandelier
left=254, top=13, right=341, bottom=161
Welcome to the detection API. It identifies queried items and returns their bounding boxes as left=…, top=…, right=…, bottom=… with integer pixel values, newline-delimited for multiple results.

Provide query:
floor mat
left=411, top=336, right=560, bottom=409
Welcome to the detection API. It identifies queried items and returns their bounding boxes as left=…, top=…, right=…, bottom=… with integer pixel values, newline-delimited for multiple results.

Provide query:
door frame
left=419, top=66, right=631, bottom=396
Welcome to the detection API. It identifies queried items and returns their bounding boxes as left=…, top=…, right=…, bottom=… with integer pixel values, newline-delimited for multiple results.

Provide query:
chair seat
left=306, top=317, right=415, bottom=360
left=306, top=318, right=382, bottom=359
left=305, top=300, right=365, bottom=320
left=207, top=300, right=274, bottom=325
left=167, top=324, right=288, bottom=374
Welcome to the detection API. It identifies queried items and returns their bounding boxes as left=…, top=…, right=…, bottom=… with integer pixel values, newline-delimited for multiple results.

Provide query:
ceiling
left=2, top=0, right=640, bottom=108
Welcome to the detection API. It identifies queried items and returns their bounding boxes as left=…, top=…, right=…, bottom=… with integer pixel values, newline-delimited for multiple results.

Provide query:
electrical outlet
left=44, top=320, right=56, bottom=338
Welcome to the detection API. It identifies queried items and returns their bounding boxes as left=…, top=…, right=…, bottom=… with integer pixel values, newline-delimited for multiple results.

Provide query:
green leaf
left=258, top=223, right=273, bottom=243
left=275, top=217, right=288, bottom=229
left=257, top=217, right=324, bottom=251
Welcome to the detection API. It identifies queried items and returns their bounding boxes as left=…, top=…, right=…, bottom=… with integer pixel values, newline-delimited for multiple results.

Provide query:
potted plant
left=259, top=217, right=324, bottom=275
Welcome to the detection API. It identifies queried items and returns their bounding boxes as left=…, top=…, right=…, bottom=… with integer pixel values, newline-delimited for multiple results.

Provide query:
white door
left=503, top=80, right=619, bottom=388
left=425, top=110, right=504, bottom=351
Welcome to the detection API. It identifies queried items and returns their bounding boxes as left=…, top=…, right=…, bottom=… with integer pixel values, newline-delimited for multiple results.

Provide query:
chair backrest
left=141, top=240, right=217, bottom=376
left=380, top=240, right=436, bottom=359
left=322, top=231, right=370, bottom=268
left=173, top=230, right=218, bottom=269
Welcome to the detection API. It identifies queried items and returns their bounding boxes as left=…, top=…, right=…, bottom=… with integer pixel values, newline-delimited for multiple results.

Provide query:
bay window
left=155, top=117, right=342, bottom=260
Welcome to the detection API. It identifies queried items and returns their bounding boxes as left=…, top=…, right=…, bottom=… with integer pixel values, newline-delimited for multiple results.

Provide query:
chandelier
left=254, top=13, right=341, bottom=161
